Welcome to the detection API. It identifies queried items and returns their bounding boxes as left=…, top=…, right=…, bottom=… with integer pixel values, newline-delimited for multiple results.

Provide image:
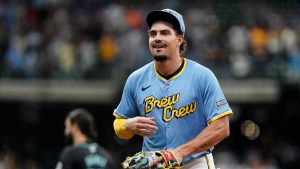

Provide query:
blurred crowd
left=1, top=1, right=300, bottom=169
left=0, top=0, right=300, bottom=80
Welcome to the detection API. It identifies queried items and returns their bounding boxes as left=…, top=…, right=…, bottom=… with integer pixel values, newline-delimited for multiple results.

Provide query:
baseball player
left=113, top=9, right=233, bottom=169
left=56, top=108, right=116, bottom=169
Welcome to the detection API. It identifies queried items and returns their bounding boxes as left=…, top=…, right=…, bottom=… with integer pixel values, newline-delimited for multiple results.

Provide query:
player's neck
left=155, top=56, right=183, bottom=76
left=73, top=132, right=89, bottom=145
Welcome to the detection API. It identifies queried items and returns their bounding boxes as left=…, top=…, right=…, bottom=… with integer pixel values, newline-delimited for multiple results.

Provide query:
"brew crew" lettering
left=144, top=93, right=197, bottom=122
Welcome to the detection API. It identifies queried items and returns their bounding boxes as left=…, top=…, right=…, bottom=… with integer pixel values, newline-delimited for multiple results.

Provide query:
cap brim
left=146, top=10, right=182, bottom=34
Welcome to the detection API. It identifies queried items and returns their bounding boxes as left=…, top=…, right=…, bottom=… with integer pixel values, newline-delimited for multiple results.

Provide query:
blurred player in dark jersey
left=55, top=108, right=115, bottom=169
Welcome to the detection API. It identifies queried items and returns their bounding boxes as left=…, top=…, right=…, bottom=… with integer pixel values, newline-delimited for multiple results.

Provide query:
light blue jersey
left=114, top=58, right=232, bottom=163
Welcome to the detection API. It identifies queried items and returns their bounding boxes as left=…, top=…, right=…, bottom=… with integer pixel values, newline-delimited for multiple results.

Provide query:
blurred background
left=0, top=0, right=300, bottom=168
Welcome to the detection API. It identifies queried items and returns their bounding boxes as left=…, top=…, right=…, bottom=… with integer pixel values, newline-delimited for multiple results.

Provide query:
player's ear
left=177, top=35, right=184, bottom=46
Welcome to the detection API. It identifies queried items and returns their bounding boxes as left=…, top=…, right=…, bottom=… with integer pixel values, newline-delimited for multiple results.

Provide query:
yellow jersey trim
left=154, top=58, right=187, bottom=82
left=207, top=111, right=233, bottom=124
left=113, top=112, right=123, bottom=119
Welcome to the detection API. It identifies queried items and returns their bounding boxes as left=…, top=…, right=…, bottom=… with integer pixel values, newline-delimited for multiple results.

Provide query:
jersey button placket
left=165, top=120, right=171, bottom=148
left=163, top=82, right=169, bottom=95
left=164, top=82, right=170, bottom=147
left=165, top=82, right=170, bottom=91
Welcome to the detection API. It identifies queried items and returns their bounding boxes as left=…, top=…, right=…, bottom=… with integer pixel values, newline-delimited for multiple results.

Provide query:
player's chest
left=136, top=79, right=199, bottom=122
left=136, top=79, right=198, bottom=110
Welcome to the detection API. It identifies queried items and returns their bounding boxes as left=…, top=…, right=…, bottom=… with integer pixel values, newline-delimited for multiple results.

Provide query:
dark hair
left=67, top=108, right=98, bottom=140
left=175, top=31, right=187, bottom=54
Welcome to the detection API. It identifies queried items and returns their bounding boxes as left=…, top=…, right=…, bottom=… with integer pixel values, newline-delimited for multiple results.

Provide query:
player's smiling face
left=148, top=21, right=182, bottom=60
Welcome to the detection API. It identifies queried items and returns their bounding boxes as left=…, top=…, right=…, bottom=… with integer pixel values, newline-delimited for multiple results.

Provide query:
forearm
left=113, top=113, right=158, bottom=139
left=113, top=115, right=134, bottom=140
left=175, top=116, right=230, bottom=158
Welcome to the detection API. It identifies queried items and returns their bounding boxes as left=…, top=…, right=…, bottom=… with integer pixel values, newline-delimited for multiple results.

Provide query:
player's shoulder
left=59, top=145, right=75, bottom=158
left=186, top=58, right=214, bottom=75
left=127, top=62, right=154, bottom=81
left=130, top=62, right=153, bottom=76
left=61, top=143, right=89, bottom=154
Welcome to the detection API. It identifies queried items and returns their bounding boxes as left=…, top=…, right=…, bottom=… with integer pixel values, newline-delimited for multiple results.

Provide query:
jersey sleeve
left=114, top=73, right=139, bottom=118
left=199, top=69, right=233, bottom=124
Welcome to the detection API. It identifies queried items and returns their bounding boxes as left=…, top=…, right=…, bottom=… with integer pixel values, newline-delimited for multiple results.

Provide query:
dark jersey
left=55, top=142, right=115, bottom=169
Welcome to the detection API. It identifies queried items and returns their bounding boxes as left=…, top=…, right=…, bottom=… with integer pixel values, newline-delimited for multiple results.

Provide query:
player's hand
left=149, top=150, right=183, bottom=168
left=124, top=116, right=158, bottom=137
left=149, top=155, right=164, bottom=167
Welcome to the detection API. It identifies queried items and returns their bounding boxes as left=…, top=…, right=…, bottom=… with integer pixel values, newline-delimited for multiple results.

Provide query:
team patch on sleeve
left=215, top=99, right=227, bottom=108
